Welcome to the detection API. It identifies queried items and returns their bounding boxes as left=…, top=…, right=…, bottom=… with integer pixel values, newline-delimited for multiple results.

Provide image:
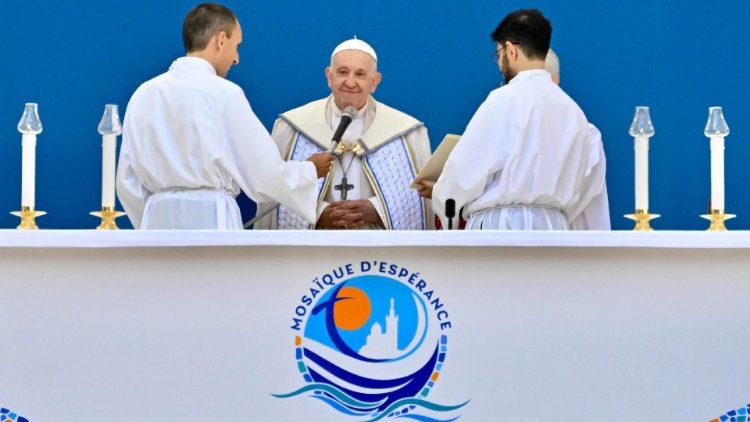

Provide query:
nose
left=343, top=74, right=357, bottom=87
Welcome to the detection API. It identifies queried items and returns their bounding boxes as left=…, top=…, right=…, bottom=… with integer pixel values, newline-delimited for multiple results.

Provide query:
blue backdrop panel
left=1, top=1, right=748, bottom=229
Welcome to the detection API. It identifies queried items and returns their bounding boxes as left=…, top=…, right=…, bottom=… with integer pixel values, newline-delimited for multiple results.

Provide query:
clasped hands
left=316, top=199, right=382, bottom=229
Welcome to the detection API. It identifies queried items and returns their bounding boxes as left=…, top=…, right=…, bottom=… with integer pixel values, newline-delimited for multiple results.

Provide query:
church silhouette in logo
left=359, top=298, right=401, bottom=359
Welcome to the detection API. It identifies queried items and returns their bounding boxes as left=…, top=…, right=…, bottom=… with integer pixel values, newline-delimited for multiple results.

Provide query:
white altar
left=1, top=230, right=747, bottom=421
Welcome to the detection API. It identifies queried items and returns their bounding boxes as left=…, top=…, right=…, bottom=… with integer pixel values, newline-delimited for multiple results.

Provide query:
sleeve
left=432, top=94, right=508, bottom=229
left=115, top=106, right=150, bottom=229
left=570, top=124, right=611, bottom=230
left=253, top=117, right=299, bottom=229
left=220, top=90, right=320, bottom=224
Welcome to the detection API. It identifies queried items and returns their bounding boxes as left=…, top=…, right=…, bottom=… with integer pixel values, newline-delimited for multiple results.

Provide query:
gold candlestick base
left=624, top=209, right=660, bottom=231
left=700, top=209, right=735, bottom=232
left=90, top=206, right=126, bottom=230
left=11, top=206, right=46, bottom=230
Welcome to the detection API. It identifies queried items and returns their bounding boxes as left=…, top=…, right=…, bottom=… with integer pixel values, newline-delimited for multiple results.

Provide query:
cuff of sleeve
left=317, top=201, right=330, bottom=223
left=367, top=197, right=387, bottom=228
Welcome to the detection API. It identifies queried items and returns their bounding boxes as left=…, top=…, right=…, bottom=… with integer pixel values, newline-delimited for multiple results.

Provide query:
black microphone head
left=343, top=106, right=357, bottom=120
left=445, top=199, right=456, bottom=218
left=331, top=106, right=357, bottom=143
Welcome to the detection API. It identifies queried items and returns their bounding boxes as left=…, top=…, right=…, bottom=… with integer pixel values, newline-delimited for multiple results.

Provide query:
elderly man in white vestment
left=254, top=38, right=433, bottom=230
left=416, top=9, right=608, bottom=230
left=116, top=3, right=334, bottom=230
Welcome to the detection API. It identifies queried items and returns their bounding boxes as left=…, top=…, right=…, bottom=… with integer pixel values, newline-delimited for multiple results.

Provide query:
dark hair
left=182, top=3, right=237, bottom=53
left=491, top=9, right=551, bottom=61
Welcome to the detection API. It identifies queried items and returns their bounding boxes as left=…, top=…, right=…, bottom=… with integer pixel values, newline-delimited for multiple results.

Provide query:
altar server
left=116, top=3, right=334, bottom=229
left=417, top=9, right=608, bottom=230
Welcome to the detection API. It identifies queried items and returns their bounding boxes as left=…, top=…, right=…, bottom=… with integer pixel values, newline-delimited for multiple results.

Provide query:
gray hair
left=329, top=51, right=378, bottom=72
left=544, top=48, right=559, bottom=78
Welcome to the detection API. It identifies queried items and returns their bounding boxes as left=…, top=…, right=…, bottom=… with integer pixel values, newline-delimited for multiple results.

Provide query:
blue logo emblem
left=274, top=261, right=468, bottom=421
left=0, top=408, right=29, bottom=422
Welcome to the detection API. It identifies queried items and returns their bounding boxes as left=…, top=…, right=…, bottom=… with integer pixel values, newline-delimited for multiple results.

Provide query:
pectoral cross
left=334, top=177, right=354, bottom=200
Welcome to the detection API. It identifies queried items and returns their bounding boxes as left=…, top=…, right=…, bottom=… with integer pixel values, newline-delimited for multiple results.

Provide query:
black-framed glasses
left=491, top=42, right=521, bottom=63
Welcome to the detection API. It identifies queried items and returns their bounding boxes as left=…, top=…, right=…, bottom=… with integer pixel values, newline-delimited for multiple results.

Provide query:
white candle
left=102, top=134, right=117, bottom=208
left=634, top=136, right=649, bottom=210
left=710, top=136, right=725, bottom=210
left=21, top=134, right=37, bottom=209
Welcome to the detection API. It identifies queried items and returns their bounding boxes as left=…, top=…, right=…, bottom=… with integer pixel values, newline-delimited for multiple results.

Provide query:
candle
left=628, top=106, right=655, bottom=211
left=704, top=106, right=730, bottom=211
left=102, top=134, right=116, bottom=208
left=17, top=103, right=43, bottom=209
left=709, top=137, right=724, bottom=210
left=97, top=104, right=122, bottom=209
left=634, top=136, right=649, bottom=210
left=21, top=134, right=37, bottom=208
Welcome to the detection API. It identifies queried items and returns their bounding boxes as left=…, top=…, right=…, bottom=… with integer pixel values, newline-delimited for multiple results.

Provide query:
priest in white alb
left=254, top=38, right=433, bottom=230
left=415, top=9, right=608, bottom=230
left=116, top=3, right=333, bottom=230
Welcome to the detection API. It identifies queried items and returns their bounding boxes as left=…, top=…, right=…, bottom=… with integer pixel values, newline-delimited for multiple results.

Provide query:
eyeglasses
left=491, top=42, right=521, bottom=63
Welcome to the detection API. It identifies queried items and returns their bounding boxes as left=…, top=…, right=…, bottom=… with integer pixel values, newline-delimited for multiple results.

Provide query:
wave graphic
left=395, top=415, right=460, bottom=422
left=305, top=343, right=438, bottom=411
left=274, top=382, right=468, bottom=421
left=272, top=383, right=386, bottom=410
left=364, top=398, right=470, bottom=422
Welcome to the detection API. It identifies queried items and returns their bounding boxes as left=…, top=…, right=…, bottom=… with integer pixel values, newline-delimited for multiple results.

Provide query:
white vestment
left=433, top=69, right=610, bottom=230
left=254, top=96, right=433, bottom=230
left=116, top=57, right=319, bottom=229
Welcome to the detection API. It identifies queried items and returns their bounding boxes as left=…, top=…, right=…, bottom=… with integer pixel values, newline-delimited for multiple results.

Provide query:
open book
left=410, top=134, right=460, bottom=188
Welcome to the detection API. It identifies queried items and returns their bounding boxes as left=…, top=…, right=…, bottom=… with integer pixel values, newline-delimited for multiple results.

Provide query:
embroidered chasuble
left=254, top=96, right=433, bottom=230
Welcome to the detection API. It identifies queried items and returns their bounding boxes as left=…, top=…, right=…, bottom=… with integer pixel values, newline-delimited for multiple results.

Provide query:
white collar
left=169, top=56, right=217, bottom=76
left=508, top=69, right=551, bottom=85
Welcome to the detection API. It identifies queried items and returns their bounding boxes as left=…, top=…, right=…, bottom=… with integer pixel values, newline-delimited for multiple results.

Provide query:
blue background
left=1, top=0, right=748, bottom=230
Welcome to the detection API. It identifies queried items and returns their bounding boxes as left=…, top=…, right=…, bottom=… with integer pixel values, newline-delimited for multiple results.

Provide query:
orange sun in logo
left=333, top=287, right=372, bottom=331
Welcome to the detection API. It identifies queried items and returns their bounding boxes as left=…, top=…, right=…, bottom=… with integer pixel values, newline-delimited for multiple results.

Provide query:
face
left=325, top=49, right=381, bottom=110
left=216, top=21, right=242, bottom=77
left=497, top=42, right=516, bottom=83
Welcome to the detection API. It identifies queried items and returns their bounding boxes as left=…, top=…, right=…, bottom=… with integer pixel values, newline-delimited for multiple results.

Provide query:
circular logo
left=275, top=262, right=466, bottom=421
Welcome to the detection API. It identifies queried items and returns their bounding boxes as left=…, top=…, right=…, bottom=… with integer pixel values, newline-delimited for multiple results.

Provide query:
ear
left=324, top=66, right=333, bottom=89
left=216, top=31, right=227, bottom=50
left=370, top=72, right=382, bottom=93
left=507, top=41, right=519, bottom=60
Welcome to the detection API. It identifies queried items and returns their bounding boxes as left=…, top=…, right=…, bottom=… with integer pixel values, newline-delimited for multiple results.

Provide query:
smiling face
left=325, top=49, right=382, bottom=110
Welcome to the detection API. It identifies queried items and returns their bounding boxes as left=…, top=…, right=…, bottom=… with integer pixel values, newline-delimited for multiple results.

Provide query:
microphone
left=445, top=199, right=456, bottom=230
left=243, top=106, right=358, bottom=229
left=327, top=106, right=357, bottom=156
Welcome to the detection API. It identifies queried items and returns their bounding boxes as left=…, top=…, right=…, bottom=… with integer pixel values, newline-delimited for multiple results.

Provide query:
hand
left=413, top=178, right=435, bottom=199
left=307, top=152, right=336, bottom=179
left=316, top=200, right=382, bottom=229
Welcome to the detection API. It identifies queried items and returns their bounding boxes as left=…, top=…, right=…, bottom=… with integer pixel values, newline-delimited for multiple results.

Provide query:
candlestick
left=97, top=104, right=121, bottom=208
left=626, top=106, right=658, bottom=230
left=91, top=104, right=125, bottom=229
left=702, top=107, right=732, bottom=230
left=12, top=103, right=45, bottom=229
left=704, top=106, right=729, bottom=211
left=17, top=103, right=43, bottom=208
left=628, top=106, right=655, bottom=210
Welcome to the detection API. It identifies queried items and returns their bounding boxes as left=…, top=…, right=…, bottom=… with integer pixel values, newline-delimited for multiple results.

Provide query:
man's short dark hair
left=183, top=3, right=237, bottom=53
left=491, top=9, right=551, bottom=61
